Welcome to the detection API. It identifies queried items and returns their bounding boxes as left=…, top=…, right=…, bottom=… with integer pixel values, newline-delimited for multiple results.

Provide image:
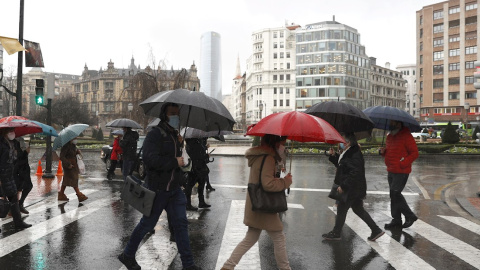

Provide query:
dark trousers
left=333, top=198, right=379, bottom=234
left=388, top=172, right=416, bottom=221
left=108, top=159, right=118, bottom=176
left=122, top=160, right=135, bottom=180
left=185, top=171, right=207, bottom=202
left=123, top=187, right=194, bottom=268
left=18, top=176, right=33, bottom=206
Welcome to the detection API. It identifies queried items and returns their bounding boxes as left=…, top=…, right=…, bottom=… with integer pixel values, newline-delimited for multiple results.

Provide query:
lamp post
left=258, top=102, right=263, bottom=121
left=128, top=103, right=133, bottom=119
left=464, top=103, right=470, bottom=142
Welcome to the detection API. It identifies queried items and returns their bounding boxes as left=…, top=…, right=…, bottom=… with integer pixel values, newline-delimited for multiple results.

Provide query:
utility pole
left=42, top=73, right=57, bottom=179
left=16, top=0, right=24, bottom=116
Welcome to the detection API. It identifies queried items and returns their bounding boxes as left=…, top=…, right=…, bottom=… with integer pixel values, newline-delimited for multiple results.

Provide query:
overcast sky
left=1, top=0, right=439, bottom=96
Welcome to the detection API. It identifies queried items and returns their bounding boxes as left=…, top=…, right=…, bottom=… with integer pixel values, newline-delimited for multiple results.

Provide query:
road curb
left=454, top=181, right=480, bottom=219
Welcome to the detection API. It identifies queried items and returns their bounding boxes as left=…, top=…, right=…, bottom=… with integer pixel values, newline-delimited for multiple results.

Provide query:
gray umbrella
left=106, top=118, right=142, bottom=129
left=139, top=89, right=235, bottom=132
left=180, top=127, right=233, bottom=139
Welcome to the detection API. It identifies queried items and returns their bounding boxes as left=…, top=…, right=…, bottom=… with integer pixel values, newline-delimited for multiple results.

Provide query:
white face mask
left=72, top=139, right=78, bottom=145
left=277, top=145, right=285, bottom=155
left=7, top=131, right=15, bottom=141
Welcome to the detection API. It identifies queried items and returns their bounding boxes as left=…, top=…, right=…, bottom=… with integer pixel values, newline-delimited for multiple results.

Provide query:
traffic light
left=35, top=79, right=44, bottom=105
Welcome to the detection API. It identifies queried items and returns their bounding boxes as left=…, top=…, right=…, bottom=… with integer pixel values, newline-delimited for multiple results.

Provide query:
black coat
left=0, top=137, right=17, bottom=197
left=328, top=145, right=367, bottom=201
left=119, top=129, right=139, bottom=161
left=143, top=122, right=182, bottom=191
left=186, top=138, right=210, bottom=177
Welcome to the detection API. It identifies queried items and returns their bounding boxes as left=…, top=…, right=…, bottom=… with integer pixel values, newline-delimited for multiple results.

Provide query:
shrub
left=441, top=121, right=460, bottom=144
left=472, top=126, right=480, bottom=140
left=96, top=128, right=104, bottom=141
left=92, top=129, right=98, bottom=139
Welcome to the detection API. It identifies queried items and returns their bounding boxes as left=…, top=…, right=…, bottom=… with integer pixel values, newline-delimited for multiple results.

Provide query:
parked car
left=411, top=131, right=429, bottom=139
left=100, top=135, right=146, bottom=179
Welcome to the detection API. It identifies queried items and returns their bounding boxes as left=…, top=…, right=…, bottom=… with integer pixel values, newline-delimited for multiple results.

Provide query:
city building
left=232, top=55, right=246, bottom=131
left=244, top=23, right=299, bottom=126
left=417, top=0, right=479, bottom=125
left=397, top=64, right=419, bottom=119
left=295, top=19, right=370, bottom=111
left=369, top=58, right=407, bottom=109
left=200, top=31, right=222, bottom=101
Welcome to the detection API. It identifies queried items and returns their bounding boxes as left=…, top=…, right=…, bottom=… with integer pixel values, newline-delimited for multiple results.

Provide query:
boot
left=206, top=184, right=215, bottom=192
left=198, top=195, right=211, bottom=208
left=11, top=202, right=32, bottom=229
left=185, top=186, right=197, bottom=211
left=77, top=192, right=88, bottom=202
left=58, top=192, right=69, bottom=201
left=19, top=203, right=29, bottom=214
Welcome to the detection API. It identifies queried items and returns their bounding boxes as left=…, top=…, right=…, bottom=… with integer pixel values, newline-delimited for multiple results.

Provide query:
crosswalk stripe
left=0, top=189, right=98, bottom=226
left=331, top=207, right=435, bottom=270
left=0, top=198, right=111, bottom=257
left=382, top=211, right=480, bottom=268
left=120, top=213, right=177, bottom=270
left=438, top=215, right=480, bottom=235
left=215, top=200, right=260, bottom=270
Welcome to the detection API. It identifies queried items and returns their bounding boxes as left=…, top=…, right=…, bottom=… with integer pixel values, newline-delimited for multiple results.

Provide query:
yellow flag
left=0, top=36, right=26, bottom=55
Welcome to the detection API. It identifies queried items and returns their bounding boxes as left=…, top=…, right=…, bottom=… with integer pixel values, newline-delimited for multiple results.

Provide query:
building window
left=466, top=76, right=475, bottom=84
left=466, top=16, right=477, bottom=25
left=420, top=55, right=423, bottom=64
left=466, top=92, right=477, bottom=99
left=433, top=23, right=443, bottom=33
left=274, top=87, right=277, bottom=94
left=420, top=29, right=423, bottom=38
left=433, top=79, right=443, bottom=88
left=449, top=19, right=460, bottom=28
left=286, top=74, right=290, bottom=81
left=273, top=75, right=277, bottom=81
left=286, top=88, right=290, bottom=94
left=448, top=92, right=459, bottom=100
left=420, top=81, right=424, bottom=90
left=280, top=42, right=284, bottom=48
left=274, top=53, right=277, bottom=59
left=433, top=51, right=444, bottom=61
left=274, top=100, right=277, bottom=106
left=449, top=34, right=460, bottom=42
left=280, top=52, right=284, bottom=58
left=286, top=52, right=290, bottom=58
left=419, top=42, right=423, bottom=51
left=449, top=6, right=460, bottom=14
left=280, top=31, right=284, bottom=38
left=448, top=77, right=460, bottom=85
left=433, top=37, right=444, bottom=47
left=420, top=15, right=423, bottom=25
left=279, top=87, right=283, bottom=94
left=273, top=32, right=277, bottom=38
left=466, top=46, right=477, bottom=54
left=466, top=2, right=477, bottom=10
left=279, top=75, right=284, bottom=81
left=273, top=42, right=278, bottom=48
left=449, top=48, right=460, bottom=56
left=433, top=93, right=444, bottom=102
left=286, top=100, right=290, bottom=106
left=420, top=68, right=423, bottom=77
left=433, top=64, right=444, bottom=74
left=466, top=31, right=477, bottom=40
left=280, top=100, right=283, bottom=106
left=449, top=62, right=460, bottom=71
left=466, top=61, right=475, bottom=69
left=433, top=10, right=443, bottom=20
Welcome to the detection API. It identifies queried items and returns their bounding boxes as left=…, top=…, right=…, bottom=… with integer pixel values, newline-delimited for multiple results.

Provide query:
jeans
left=388, top=172, right=416, bottom=221
left=123, top=187, right=194, bottom=268
left=122, top=160, right=135, bottom=180
left=333, top=198, right=379, bottom=234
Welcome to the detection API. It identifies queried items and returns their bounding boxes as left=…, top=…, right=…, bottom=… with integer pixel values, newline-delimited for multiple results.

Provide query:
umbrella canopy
left=111, top=129, right=124, bottom=136
left=246, top=111, right=345, bottom=144
left=179, top=127, right=233, bottom=139
left=363, top=106, right=421, bottom=132
left=53, top=124, right=89, bottom=150
left=305, top=101, right=374, bottom=140
left=106, top=118, right=142, bottom=129
left=0, top=116, right=43, bottom=137
left=12, top=119, right=58, bottom=136
left=139, top=89, right=235, bottom=132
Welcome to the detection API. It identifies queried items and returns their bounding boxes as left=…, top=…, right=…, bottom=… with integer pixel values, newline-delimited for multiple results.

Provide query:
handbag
left=328, top=183, right=348, bottom=203
left=247, top=155, right=288, bottom=213
left=76, top=154, right=86, bottom=175
left=121, top=175, right=156, bottom=217
left=0, top=186, right=12, bottom=218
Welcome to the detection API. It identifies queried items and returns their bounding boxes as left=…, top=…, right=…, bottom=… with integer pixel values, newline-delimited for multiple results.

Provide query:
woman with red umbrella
left=0, top=127, right=32, bottom=230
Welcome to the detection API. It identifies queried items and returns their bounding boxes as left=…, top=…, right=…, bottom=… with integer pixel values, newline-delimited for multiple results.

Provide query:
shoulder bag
left=247, top=155, right=288, bottom=213
left=76, top=154, right=86, bottom=175
left=121, top=175, right=156, bottom=217
left=328, top=183, right=348, bottom=203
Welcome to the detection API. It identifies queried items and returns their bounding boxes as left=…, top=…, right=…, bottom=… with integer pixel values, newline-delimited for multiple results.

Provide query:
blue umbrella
left=53, top=124, right=89, bottom=150
left=363, top=106, right=421, bottom=132
left=12, top=119, right=58, bottom=137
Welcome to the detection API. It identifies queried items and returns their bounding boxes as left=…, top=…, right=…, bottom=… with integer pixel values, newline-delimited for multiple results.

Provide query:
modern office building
left=200, top=31, right=222, bottom=101
left=369, top=59, right=407, bottom=110
left=417, top=0, right=479, bottom=124
left=295, top=19, right=370, bottom=110
left=397, top=64, right=419, bottom=119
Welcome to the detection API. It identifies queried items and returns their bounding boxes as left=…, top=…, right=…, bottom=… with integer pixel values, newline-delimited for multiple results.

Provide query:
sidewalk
left=453, top=178, right=480, bottom=219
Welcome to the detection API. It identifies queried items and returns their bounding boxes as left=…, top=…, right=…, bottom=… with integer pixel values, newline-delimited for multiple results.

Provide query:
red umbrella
left=0, top=116, right=43, bottom=137
left=246, top=111, right=345, bottom=144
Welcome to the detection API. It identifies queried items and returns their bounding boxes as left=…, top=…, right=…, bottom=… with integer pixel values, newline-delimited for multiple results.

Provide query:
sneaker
left=118, top=253, right=141, bottom=270
left=322, top=231, right=341, bottom=241
left=384, top=220, right=402, bottom=229
left=367, top=229, right=385, bottom=241
left=186, top=204, right=198, bottom=211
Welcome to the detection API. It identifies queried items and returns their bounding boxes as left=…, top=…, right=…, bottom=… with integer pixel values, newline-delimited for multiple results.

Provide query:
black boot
left=206, top=184, right=215, bottom=192
left=19, top=203, right=29, bottom=214
left=198, top=195, right=211, bottom=208
left=185, top=185, right=198, bottom=211
left=11, top=202, right=32, bottom=229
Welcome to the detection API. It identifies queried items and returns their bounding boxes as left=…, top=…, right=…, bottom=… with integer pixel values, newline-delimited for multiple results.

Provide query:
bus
left=420, top=122, right=472, bottom=138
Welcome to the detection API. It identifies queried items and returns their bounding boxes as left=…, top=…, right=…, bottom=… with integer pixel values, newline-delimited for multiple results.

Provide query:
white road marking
left=438, top=215, right=480, bottom=235
left=0, top=189, right=98, bottom=226
left=330, top=207, right=434, bottom=270
left=0, top=198, right=111, bottom=257
left=382, top=211, right=480, bottom=269
left=411, top=176, right=431, bottom=199
left=215, top=200, right=260, bottom=270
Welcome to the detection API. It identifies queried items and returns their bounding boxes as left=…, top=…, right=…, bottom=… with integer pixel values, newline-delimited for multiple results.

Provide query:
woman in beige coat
left=58, top=138, right=88, bottom=202
left=222, top=134, right=293, bottom=270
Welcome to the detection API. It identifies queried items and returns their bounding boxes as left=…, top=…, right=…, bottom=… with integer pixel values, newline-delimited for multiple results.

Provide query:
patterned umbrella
left=0, top=116, right=43, bottom=137
left=12, top=119, right=58, bottom=136
left=52, top=124, right=89, bottom=150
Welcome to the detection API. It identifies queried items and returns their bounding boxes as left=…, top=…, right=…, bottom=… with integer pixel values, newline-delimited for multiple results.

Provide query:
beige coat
left=244, top=146, right=292, bottom=231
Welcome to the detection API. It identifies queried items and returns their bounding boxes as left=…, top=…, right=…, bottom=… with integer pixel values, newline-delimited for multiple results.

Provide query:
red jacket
left=382, top=127, right=419, bottom=174
left=111, top=137, right=123, bottom=161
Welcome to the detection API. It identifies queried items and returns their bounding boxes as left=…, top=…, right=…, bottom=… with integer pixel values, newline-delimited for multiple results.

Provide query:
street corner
left=454, top=179, right=480, bottom=220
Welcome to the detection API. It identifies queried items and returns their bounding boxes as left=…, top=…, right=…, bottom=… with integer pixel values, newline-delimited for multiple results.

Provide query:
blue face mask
left=168, top=115, right=180, bottom=129
left=339, top=143, right=345, bottom=149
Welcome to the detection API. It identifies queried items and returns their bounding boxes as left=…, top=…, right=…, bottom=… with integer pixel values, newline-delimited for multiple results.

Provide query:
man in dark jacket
left=380, top=120, right=419, bottom=229
left=119, top=127, right=139, bottom=180
left=185, top=137, right=211, bottom=210
left=322, top=133, right=384, bottom=241
left=118, top=103, right=201, bottom=270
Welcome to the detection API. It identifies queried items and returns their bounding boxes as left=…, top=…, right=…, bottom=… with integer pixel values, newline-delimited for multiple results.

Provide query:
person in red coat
left=380, top=120, right=419, bottom=229
left=107, top=134, right=123, bottom=180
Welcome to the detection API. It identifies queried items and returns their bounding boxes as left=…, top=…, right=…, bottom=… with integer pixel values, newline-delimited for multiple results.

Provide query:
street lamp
left=464, top=103, right=470, bottom=142
left=128, top=103, right=133, bottom=119
left=258, top=102, right=263, bottom=120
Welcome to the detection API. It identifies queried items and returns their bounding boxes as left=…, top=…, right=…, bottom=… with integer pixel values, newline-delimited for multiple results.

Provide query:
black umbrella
left=140, top=89, right=235, bottom=132
left=305, top=101, right=374, bottom=140
left=106, top=118, right=142, bottom=129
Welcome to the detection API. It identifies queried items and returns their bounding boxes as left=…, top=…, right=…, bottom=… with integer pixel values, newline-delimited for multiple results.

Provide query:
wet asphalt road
left=1, top=148, right=480, bottom=270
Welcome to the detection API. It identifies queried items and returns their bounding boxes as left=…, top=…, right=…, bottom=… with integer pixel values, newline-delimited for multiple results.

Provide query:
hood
left=245, top=146, right=276, bottom=167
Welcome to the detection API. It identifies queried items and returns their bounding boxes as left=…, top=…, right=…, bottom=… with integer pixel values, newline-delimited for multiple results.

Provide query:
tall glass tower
left=200, top=31, right=222, bottom=101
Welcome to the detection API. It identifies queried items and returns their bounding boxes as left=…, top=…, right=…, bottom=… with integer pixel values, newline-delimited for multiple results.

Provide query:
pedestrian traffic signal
left=35, top=79, right=44, bottom=106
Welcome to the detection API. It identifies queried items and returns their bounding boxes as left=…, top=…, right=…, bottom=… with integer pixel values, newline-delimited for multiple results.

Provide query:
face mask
left=72, top=139, right=78, bottom=145
left=277, top=145, right=285, bottom=155
left=7, top=132, right=15, bottom=141
left=168, top=115, right=180, bottom=129
left=339, top=143, right=345, bottom=150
